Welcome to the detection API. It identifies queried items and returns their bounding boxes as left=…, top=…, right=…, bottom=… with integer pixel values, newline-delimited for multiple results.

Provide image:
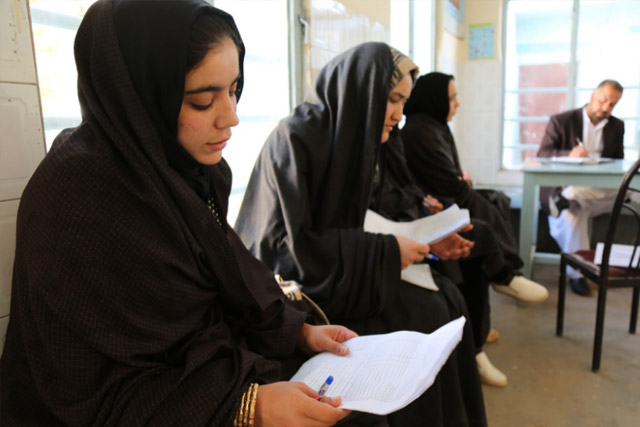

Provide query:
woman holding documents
left=235, top=43, right=487, bottom=426
left=401, top=72, right=548, bottom=304
left=372, top=131, right=523, bottom=388
left=1, top=1, right=358, bottom=425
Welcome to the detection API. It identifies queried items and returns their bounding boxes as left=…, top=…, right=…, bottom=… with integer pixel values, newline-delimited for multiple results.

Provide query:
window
left=303, top=0, right=434, bottom=98
left=212, top=0, right=290, bottom=222
left=30, top=0, right=94, bottom=148
left=502, top=0, right=640, bottom=169
left=390, top=0, right=435, bottom=75
left=390, top=0, right=435, bottom=129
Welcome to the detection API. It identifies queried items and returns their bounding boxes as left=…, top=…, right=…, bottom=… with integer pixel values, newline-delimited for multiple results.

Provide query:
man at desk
left=537, top=79, right=625, bottom=296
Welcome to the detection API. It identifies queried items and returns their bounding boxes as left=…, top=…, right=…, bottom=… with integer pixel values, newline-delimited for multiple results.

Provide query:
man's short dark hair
left=597, top=79, right=623, bottom=94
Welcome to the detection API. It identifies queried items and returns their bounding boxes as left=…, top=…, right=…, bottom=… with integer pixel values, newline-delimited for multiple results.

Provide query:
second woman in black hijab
left=236, top=43, right=487, bottom=426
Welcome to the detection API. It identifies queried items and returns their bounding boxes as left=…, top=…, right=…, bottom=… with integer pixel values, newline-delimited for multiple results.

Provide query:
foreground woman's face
left=382, top=73, right=413, bottom=143
left=177, top=37, right=240, bottom=165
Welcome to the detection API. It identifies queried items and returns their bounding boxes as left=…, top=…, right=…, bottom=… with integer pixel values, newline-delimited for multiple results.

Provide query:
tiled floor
left=482, top=264, right=640, bottom=426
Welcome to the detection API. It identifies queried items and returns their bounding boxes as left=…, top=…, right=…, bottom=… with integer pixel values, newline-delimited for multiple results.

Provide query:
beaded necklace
left=207, top=196, right=223, bottom=227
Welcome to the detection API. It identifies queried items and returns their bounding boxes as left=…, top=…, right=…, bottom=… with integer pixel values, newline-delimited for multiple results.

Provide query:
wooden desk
left=519, top=158, right=636, bottom=278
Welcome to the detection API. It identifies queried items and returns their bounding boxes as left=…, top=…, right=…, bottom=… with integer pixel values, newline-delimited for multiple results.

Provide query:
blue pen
left=315, top=375, right=334, bottom=401
left=425, top=253, right=439, bottom=261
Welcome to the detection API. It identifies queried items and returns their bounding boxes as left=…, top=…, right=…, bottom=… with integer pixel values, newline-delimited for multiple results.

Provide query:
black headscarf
left=402, top=71, right=464, bottom=179
left=236, top=42, right=418, bottom=322
left=1, top=1, right=305, bottom=425
left=404, top=71, right=454, bottom=125
left=112, top=0, right=245, bottom=200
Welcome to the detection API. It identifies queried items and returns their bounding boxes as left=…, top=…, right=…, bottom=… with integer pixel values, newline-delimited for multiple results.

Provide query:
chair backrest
left=601, top=158, right=640, bottom=278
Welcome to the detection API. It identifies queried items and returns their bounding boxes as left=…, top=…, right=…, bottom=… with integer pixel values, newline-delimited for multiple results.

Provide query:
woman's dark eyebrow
left=184, top=76, right=240, bottom=95
left=390, top=91, right=407, bottom=99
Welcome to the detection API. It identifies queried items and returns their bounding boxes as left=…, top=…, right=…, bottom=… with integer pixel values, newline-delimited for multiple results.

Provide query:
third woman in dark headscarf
left=401, top=72, right=549, bottom=304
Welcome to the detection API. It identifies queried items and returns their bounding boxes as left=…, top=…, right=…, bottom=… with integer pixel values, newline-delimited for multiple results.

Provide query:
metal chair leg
left=557, top=257, right=567, bottom=337
left=592, top=286, right=608, bottom=372
left=631, top=286, right=639, bottom=334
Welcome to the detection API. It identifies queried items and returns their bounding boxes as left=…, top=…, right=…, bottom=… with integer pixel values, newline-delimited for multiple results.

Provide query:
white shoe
left=476, top=351, right=507, bottom=387
left=492, top=276, right=549, bottom=303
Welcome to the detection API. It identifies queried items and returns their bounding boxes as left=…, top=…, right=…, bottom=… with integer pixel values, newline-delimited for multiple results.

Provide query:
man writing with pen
left=537, top=79, right=625, bottom=296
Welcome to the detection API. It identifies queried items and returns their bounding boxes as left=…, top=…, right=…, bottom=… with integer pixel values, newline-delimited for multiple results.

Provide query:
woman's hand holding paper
left=430, top=226, right=474, bottom=260
left=298, top=324, right=358, bottom=356
left=395, top=236, right=431, bottom=269
left=255, top=382, right=350, bottom=427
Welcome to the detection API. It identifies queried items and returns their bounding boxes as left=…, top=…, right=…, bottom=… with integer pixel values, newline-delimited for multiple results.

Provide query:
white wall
left=457, top=0, right=521, bottom=189
left=0, top=0, right=46, bottom=353
left=434, top=0, right=521, bottom=190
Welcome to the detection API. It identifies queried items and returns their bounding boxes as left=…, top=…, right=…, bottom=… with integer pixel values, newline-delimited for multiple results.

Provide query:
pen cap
left=326, top=376, right=334, bottom=385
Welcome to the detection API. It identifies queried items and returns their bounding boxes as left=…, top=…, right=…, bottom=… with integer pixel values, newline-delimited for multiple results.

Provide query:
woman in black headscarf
left=372, top=130, right=517, bottom=387
left=235, top=43, right=487, bottom=426
left=401, top=72, right=549, bottom=304
left=0, top=1, right=356, bottom=425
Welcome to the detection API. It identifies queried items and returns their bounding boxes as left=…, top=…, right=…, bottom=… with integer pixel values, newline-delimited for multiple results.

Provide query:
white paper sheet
left=593, top=243, right=640, bottom=268
left=401, top=264, right=439, bottom=291
left=550, top=156, right=613, bottom=165
left=290, top=317, right=466, bottom=415
left=363, top=206, right=469, bottom=290
left=363, top=204, right=470, bottom=245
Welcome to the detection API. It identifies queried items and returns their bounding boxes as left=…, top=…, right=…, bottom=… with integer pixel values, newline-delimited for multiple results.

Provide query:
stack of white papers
left=593, top=243, right=640, bottom=268
left=550, top=156, right=613, bottom=165
left=364, top=204, right=470, bottom=245
left=398, top=263, right=439, bottom=291
left=290, top=317, right=466, bottom=415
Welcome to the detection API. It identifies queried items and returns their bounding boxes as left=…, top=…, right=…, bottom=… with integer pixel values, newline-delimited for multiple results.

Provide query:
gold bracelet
left=244, top=383, right=257, bottom=426
left=234, top=386, right=249, bottom=427
left=243, top=384, right=251, bottom=426
left=234, top=383, right=259, bottom=427
left=248, top=383, right=259, bottom=427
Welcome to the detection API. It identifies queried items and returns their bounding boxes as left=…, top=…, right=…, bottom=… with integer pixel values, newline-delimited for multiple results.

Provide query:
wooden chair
left=556, top=158, right=640, bottom=371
